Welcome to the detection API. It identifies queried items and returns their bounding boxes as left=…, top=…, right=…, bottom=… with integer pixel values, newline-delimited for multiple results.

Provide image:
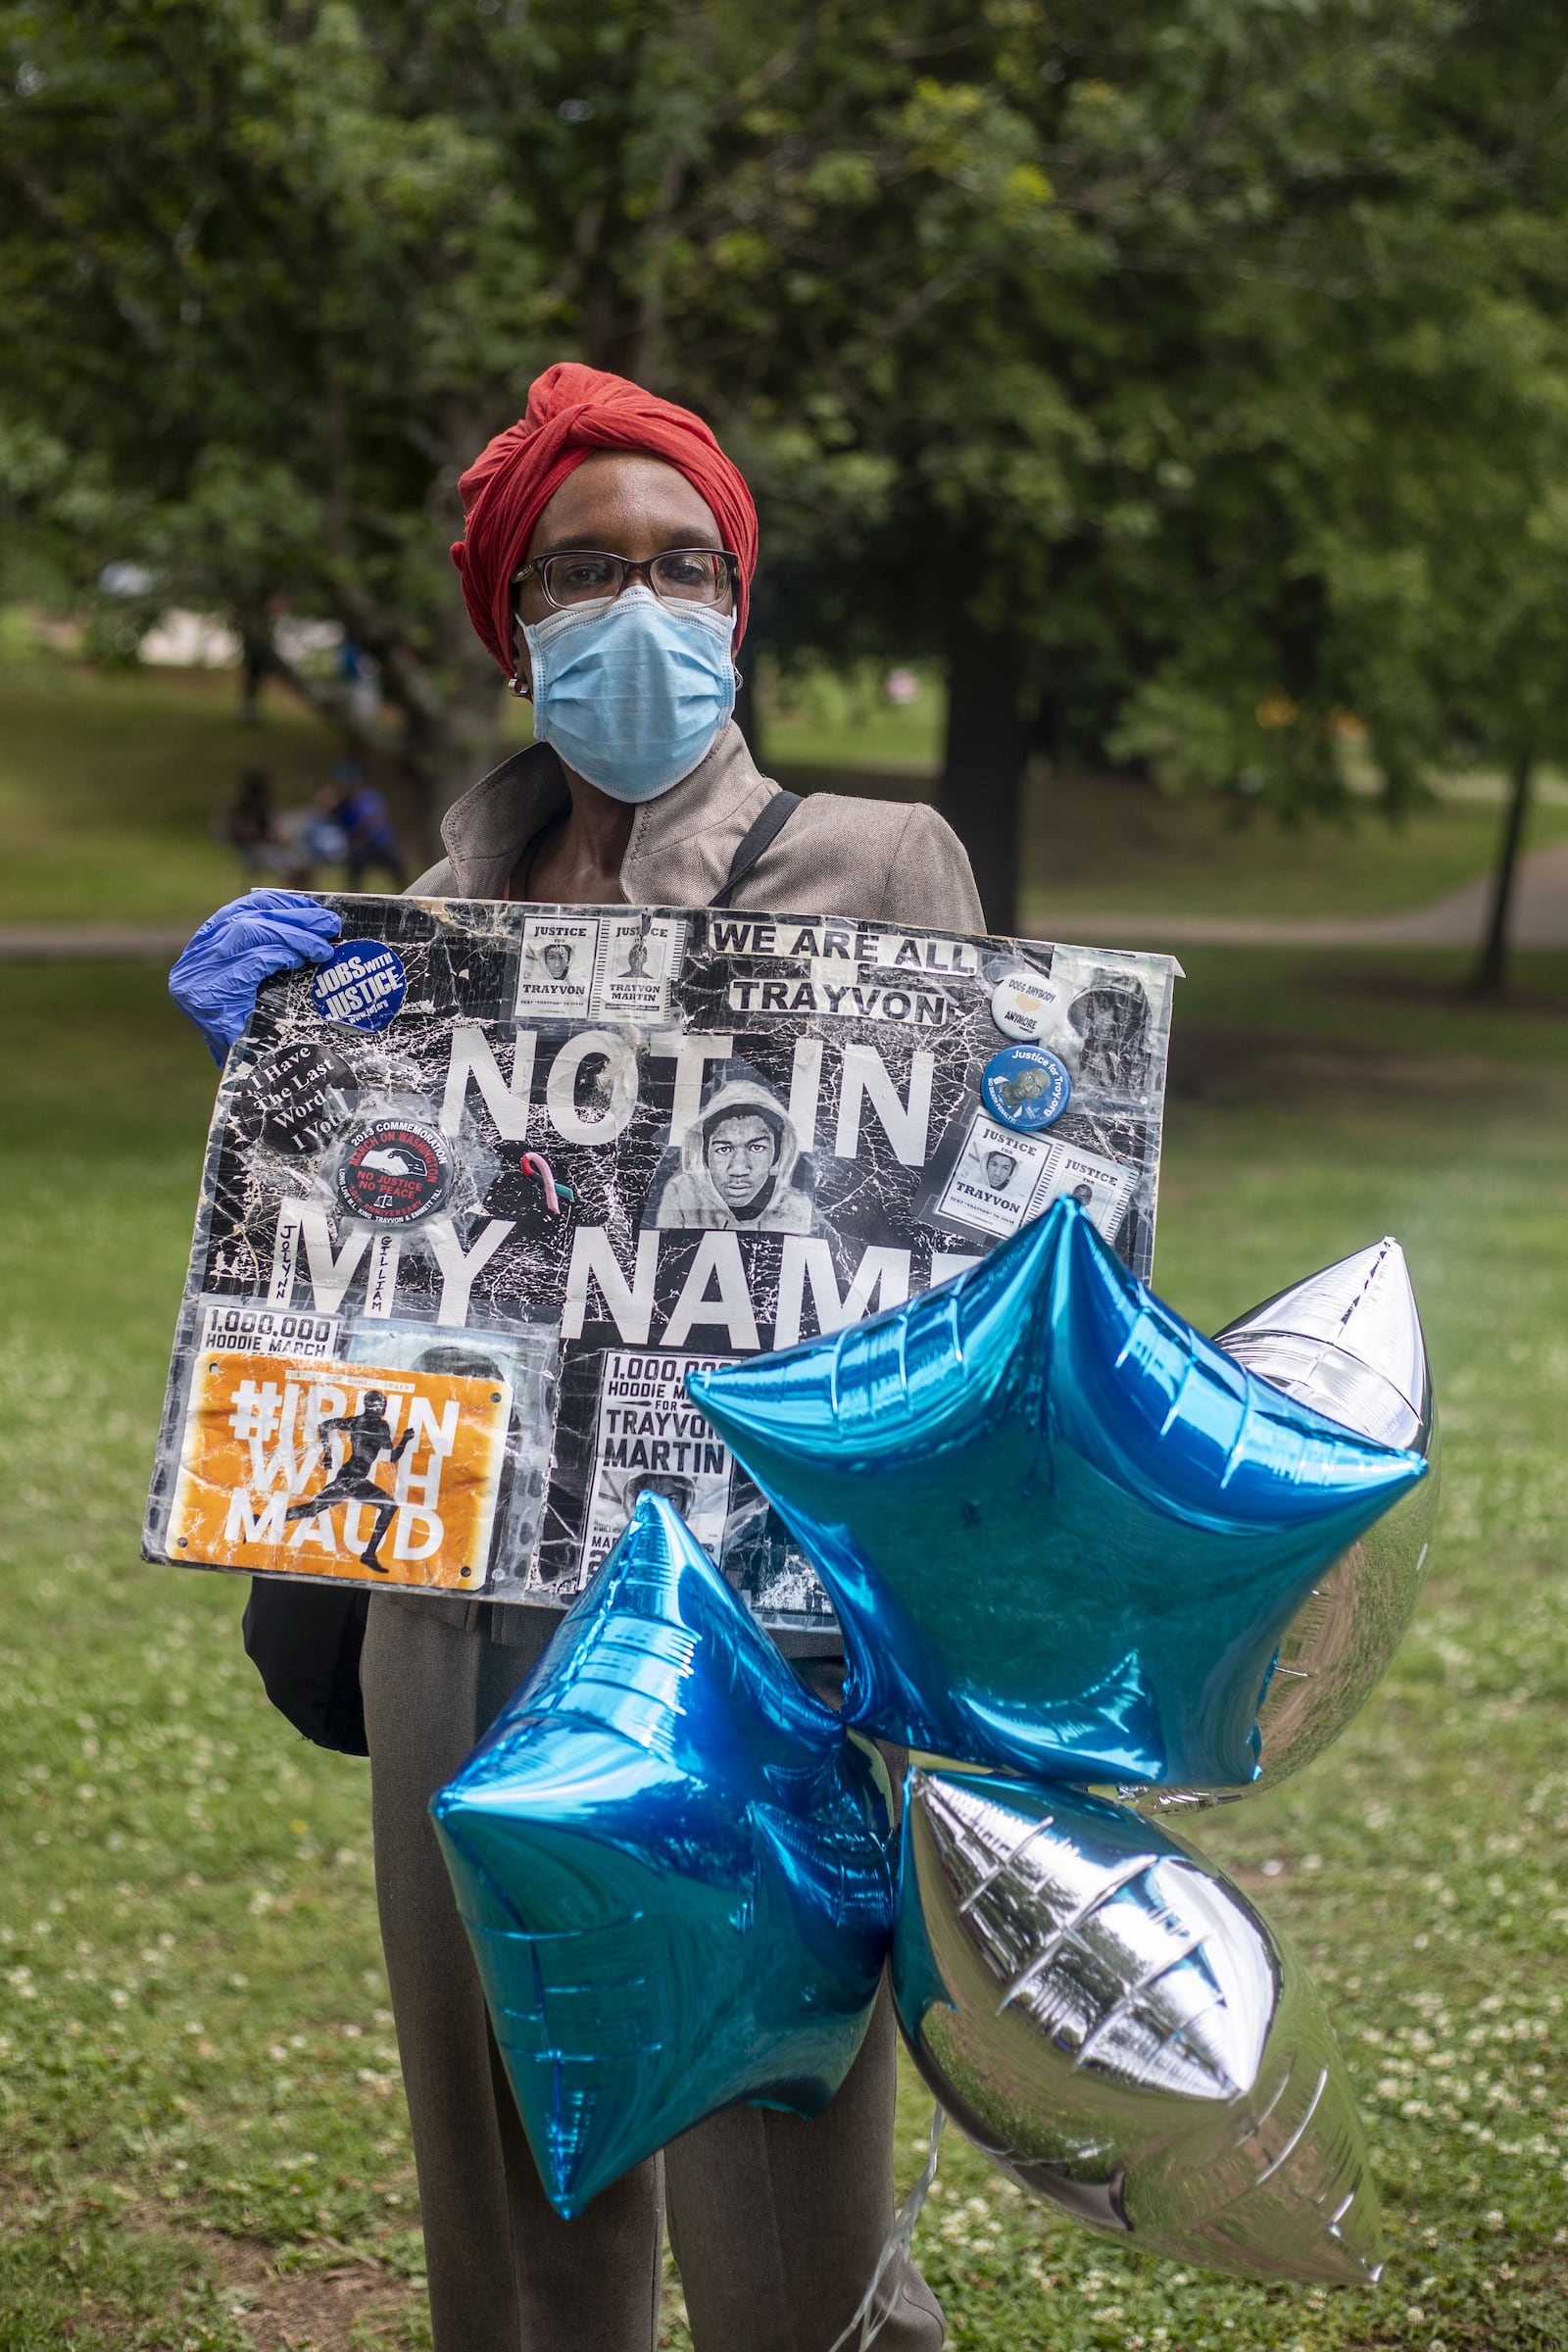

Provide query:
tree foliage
left=4, top=2, right=1568, bottom=928
left=0, top=0, right=788, bottom=818
left=696, top=2, right=1568, bottom=920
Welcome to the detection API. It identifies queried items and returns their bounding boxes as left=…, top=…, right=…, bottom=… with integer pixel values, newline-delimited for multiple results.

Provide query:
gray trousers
left=361, top=1595, right=944, bottom=2352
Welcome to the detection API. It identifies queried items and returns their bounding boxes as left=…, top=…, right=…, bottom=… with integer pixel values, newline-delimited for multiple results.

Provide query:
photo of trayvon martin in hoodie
left=652, top=1072, right=818, bottom=1234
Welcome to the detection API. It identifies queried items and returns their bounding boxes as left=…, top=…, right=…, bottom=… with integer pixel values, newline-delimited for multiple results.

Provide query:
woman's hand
left=170, top=890, right=342, bottom=1064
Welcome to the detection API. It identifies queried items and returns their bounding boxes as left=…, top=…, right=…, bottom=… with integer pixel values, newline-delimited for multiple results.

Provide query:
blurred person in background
left=299, top=782, right=351, bottom=876
left=169, top=361, right=982, bottom=2352
left=338, top=636, right=382, bottom=723
left=219, top=768, right=310, bottom=887
left=327, top=758, right=407, bottom=892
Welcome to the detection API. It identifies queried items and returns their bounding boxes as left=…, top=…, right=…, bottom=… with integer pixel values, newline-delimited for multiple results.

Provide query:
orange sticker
left=168, top=1351, right=513, bottom=1591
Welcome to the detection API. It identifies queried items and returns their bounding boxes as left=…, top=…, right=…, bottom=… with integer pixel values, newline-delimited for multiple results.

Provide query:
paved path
left=4, top=841, right=1568, bottom=957
left=0, top=923, right=193, bottom=960
left=1032, top=840, right=1568, bottom=951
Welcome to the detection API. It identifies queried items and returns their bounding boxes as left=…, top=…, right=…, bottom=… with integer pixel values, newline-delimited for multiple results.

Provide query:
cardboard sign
left=145, top=895, right=1177, bottom=1629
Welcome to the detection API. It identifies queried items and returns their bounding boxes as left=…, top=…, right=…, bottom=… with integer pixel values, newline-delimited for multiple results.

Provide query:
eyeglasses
left=513, top=548, right=739, bottom=612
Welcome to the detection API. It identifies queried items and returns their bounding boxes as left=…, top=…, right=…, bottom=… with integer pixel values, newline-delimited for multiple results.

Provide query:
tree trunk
left=1470, top=748, right=1534, bottom=995
left=399, top=623, right=507, bottom=865
left=238, top=637, right=266, bottom=728
left=937, top=611, right=1033, bottom=935
left=379, top=407, right=509, bottom=855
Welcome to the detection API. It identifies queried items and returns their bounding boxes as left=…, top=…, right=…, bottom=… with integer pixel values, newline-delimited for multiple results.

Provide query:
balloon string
left=825, top=2104, right=947, bottom=2352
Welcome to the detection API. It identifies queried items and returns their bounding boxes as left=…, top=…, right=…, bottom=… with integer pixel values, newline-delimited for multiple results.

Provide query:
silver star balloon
left=1131, top=1236, right=1439, bottom=1815
left=690, top=1200, right=1428, bottom=1789
left=894, top=1768, right=1383, bottom=2287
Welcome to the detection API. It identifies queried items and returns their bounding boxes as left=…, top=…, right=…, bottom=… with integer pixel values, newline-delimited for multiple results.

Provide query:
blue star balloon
left=688, top=1200, right=1427, bottom=1788
left=429, top=1495, right=894, bottom=2219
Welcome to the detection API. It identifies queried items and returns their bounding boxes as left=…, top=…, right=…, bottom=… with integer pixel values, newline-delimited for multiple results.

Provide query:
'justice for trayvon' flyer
left=145, top=896, right=1178, bottom=1631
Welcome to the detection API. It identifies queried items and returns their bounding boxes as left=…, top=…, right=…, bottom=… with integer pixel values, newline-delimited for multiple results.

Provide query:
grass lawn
left=2, top=941, right=1566, bottom=2351
left=7, top=648, right=1568, bottom=938
left=0, top=660, right=342, bottom=929
left=1015, top=773, right=1568, bottom=926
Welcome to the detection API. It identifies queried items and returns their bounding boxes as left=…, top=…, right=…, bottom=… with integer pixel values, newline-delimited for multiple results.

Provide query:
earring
left=510, top=674, right=533, bottom=700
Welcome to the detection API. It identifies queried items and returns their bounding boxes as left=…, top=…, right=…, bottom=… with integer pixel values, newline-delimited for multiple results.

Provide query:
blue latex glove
left=170, top=890, right=342, bottom=1064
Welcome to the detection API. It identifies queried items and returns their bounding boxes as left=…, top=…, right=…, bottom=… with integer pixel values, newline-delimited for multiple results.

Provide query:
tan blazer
left=410, top=719, right=985, bottom=930
left=403, top=720, right=982, bottom=1647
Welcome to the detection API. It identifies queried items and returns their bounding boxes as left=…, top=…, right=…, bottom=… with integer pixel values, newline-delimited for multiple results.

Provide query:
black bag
left=243, top=1578, right=369, bottom=1755
left=239, top=793, right=801, bottom=1753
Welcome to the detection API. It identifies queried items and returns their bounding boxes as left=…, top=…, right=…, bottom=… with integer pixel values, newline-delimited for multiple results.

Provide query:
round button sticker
left=335, top=1118, right=455, bottom=1225
left=234, top=1037, right=357, bottom=1156
left=990, top=968, right=1061, bottom=1042
left=313, top=941, right=407, bottom=1033
left=981, top=1043, right=1072, bottom=1133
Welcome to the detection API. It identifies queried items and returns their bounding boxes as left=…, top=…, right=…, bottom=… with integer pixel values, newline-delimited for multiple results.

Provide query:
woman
left=171, top=363, right=982, bottom=2352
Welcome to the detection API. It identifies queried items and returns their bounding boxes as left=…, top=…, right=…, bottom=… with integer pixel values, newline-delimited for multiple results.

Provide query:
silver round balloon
left=1130, top=1236, right=1438, bottom=1813
left=894, top=1768, right=1383, bottom=2287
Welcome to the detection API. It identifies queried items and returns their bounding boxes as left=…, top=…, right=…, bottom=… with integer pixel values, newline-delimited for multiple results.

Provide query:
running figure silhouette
left=284, top=1390, right=414, bottom=1571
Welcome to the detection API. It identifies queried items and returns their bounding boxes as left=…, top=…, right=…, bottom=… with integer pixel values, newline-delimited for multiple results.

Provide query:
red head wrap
left=451, top=363, right=759, bottom=674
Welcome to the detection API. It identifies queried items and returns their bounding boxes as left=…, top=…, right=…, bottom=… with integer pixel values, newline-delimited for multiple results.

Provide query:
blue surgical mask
left=523, top=586, right=737, bottom=804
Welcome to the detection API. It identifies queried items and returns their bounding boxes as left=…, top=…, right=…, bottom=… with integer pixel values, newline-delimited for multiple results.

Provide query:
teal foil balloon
left=429, top=1495, right=894, bottom=2219
left=689, top=1200, right=1427, bottom=1788
left=894, top=1768, right=1383, bottom=2287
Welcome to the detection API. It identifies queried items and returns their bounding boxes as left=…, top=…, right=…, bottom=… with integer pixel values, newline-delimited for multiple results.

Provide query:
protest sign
left=145, top=895, right=1177, bottom=1631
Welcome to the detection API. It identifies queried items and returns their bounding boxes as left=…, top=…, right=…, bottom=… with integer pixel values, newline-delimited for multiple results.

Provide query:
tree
left=7, top=0, right=1568, bottom=958
left=1101, top=4, right=1568, bottom=998
left=0, top=0, right=798, bottom=845
left=673, top=1, right=1568, bottom=938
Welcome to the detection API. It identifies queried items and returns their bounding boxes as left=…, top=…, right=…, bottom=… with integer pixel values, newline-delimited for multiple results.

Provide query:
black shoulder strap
left=710, top=790, right=802, bottom=909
